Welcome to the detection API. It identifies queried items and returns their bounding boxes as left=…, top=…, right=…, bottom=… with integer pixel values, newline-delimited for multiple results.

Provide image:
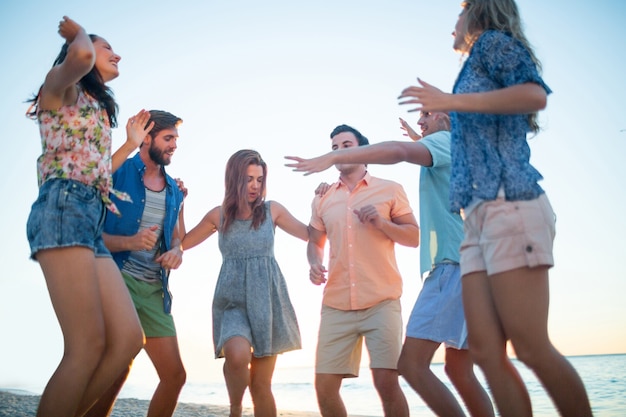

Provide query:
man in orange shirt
left=307, top=124, right=419, bottom=417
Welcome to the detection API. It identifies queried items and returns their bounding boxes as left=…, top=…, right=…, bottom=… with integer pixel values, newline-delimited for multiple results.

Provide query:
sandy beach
left=0, top=389, right=352, bottom=417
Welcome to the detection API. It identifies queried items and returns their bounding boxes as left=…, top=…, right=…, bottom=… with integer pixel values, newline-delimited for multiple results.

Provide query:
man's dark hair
left=147, top=110, right=182, bottom=138
left=330, top=124, right=369, bottom=146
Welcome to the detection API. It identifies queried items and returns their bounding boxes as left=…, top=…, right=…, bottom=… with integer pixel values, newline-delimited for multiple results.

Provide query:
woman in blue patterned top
left=398, top=1, right=592, bottom=416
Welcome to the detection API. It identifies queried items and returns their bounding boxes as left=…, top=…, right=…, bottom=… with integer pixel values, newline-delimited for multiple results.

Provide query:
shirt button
left=526, top=245, right=533, bottom=253
left=472, top=183, right=478, bottom=189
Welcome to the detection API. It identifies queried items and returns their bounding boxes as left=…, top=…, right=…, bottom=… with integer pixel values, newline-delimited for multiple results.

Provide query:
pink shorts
left=460, top=193, right=556, bottom=277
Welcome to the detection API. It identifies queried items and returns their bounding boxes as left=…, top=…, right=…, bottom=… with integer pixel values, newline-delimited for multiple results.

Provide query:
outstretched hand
left=399, top=117, right=421, bottom=142
left=125, top=109, right=154, bottom=150
left=58, top=16, right=83, bottom=43
left=284, top=154, right=333, bottom=176
left=398, top=78, right=451, bottom=113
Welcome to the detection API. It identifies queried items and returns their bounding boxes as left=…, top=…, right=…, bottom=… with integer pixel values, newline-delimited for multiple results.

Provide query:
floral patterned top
left=449, top=30, right=551, bottom=213
left=36, top=87, right=131, bottom=215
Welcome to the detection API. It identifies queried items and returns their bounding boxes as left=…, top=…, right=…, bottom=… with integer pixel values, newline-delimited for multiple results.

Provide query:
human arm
left=398, top=78, right=547, bottom=115
left=285, top=139, right=432, bottom=175
left=307, top=226, right=328, bottom=286
left=353, top=207, right=419, bottom=248
left=111, top=110, right=155, bottom=172
left=181, top=206, right=220, bottom=250
left=270, top=201, right=309, bottom=241
left=38, top=17, right=94, bottom=111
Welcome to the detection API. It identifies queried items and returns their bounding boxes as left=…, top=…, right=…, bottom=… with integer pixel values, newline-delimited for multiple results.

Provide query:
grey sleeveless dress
left=213, top=202, right=302, bottom=358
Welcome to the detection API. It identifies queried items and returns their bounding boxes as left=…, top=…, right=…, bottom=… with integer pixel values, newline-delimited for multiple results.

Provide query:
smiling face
left=92, top=36, right=121, bottom=82
left=148, top=128, right=178, bottom=166
left=245, top=164, right=264, bottom=203
left=418, top=111, right=450, bottom=137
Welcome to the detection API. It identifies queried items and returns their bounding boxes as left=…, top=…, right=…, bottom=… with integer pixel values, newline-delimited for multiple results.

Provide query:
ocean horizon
left=6, top=354, right=625, bottom=416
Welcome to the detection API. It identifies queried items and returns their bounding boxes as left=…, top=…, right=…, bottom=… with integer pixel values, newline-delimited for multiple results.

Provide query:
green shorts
left=122, top=271, right=176, bottom=337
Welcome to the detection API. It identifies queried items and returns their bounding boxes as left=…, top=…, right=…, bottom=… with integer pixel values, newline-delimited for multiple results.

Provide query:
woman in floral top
left=398, top=1, right=592, bottom=416
left=25, top=16, right=150, bottom=417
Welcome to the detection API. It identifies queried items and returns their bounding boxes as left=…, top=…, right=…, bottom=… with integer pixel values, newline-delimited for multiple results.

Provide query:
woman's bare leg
left=249, top=355, right=278, bottom=417
left=223, top=337, right=253, bottom=417
left=463, top=271, right=531, bottom=417
left=490, top=266, right=592, bottom=417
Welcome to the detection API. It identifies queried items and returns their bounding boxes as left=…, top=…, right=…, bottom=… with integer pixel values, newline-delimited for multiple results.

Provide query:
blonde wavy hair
left=459, top=0, right=542, bottom=132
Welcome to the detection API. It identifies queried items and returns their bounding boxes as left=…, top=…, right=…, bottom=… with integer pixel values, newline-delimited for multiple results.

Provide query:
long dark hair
left=26, top=34, right=118, bottom=127
left=221, top=149, right=267, bottom=233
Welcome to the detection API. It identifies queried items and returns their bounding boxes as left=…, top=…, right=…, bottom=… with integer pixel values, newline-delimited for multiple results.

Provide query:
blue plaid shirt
left=449, top=30, right=551, bottom=213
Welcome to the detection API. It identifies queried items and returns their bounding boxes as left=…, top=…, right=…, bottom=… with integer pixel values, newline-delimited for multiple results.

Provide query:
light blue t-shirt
left=419, top=131, right=464, bottom=275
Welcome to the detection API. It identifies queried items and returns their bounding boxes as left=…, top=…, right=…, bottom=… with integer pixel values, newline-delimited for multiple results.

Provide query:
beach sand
left=0, top=390, right=370, bottom=417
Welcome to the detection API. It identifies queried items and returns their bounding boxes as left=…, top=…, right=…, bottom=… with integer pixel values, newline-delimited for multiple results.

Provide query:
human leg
left=249, top=355, right=278, bottom=417
left=371, top=368, right=409, bottom=417
left=82, top=366, right=131, bottom=417
left=314, top=306, right=362, bottom=417
left=490, top=266, right=592, bottom=417
left=364, top=300, right=408, bottom=417
left=35, top=247, right=108, bottom=417
left=462, top=271, right=531, bottom=417
left=223, top=337, right=253, bottom=417
left=315, top=373, right=346, bottom=417
left=75, top=258, right=144, bottom=416
left=144, top=336, right=186, bottom=417
left=445, top=347, right=494, bottom=417
left=398, top=337, right=465, bottom=416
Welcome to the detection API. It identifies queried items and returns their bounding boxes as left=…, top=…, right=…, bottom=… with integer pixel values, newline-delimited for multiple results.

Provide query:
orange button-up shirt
left=310, top=172, right=414, bottom=311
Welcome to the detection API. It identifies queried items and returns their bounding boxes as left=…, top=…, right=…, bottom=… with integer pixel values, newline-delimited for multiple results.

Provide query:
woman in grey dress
left=183, top=149, right=308, bottom=417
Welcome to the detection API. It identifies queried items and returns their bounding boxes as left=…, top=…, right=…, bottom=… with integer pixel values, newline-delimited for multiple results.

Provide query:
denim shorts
left=26, top=178, right=111, bottom=260
left=405, top=263, right=468, bottom=349
left=460, top=193, right=555, bottom=276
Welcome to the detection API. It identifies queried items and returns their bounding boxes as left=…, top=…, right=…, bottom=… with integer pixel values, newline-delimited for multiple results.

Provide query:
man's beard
left=149, top=142, right=170, bottom=166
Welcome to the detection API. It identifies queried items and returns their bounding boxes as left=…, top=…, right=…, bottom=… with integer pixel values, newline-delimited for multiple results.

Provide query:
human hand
left=398, top=78, right=451, bottom=113
left=125, top=109, right=154, bottom=150
left=132, top=225, right=159, bottom=251
left=353, top=205, right=383, bottom=229
left=156, top=246, right=183, bottom=270
left=58, top=16, right=84, bottom=43
left=309, top=263, right=327, bottom=285
left=175, top=178, right=188, bottom=199
left=285, top=155, right=333, bottom=176
left=314, top=182, right=331, bottom=197
left=399, top=117, right=421, bottom=142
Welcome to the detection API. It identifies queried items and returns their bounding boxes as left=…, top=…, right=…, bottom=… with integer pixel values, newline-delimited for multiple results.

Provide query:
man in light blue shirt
left=286, top=112, right=494, bottom=417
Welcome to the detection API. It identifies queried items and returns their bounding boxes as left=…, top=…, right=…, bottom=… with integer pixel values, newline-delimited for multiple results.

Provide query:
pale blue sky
left=1, top=0, right=624, bottom=395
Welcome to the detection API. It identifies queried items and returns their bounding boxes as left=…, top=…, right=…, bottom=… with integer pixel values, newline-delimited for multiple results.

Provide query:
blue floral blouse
left=449, top=30, right=551, bottom=213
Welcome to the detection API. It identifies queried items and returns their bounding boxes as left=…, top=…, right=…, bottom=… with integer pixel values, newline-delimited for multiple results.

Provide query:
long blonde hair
left=460, top=0, right=542, bottom=132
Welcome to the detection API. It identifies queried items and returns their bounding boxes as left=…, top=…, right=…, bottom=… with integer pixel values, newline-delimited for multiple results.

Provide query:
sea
left=117, top=353, right=625, bottom=416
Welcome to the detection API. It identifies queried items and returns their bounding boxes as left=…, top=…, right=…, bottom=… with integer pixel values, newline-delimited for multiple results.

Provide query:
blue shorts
left=26, top=179, right=111, bottom=260
left=405, top=263, right=468, bottom=349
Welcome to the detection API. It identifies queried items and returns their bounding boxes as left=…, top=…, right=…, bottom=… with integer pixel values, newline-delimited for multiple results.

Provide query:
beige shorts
left=460, top=193, right=556, bottom=277
left=315, top=299, right=403, bottom=377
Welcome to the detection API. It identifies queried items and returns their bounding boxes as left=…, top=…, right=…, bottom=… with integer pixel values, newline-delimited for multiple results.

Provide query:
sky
left=1, top=0, right=625, bottom=398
